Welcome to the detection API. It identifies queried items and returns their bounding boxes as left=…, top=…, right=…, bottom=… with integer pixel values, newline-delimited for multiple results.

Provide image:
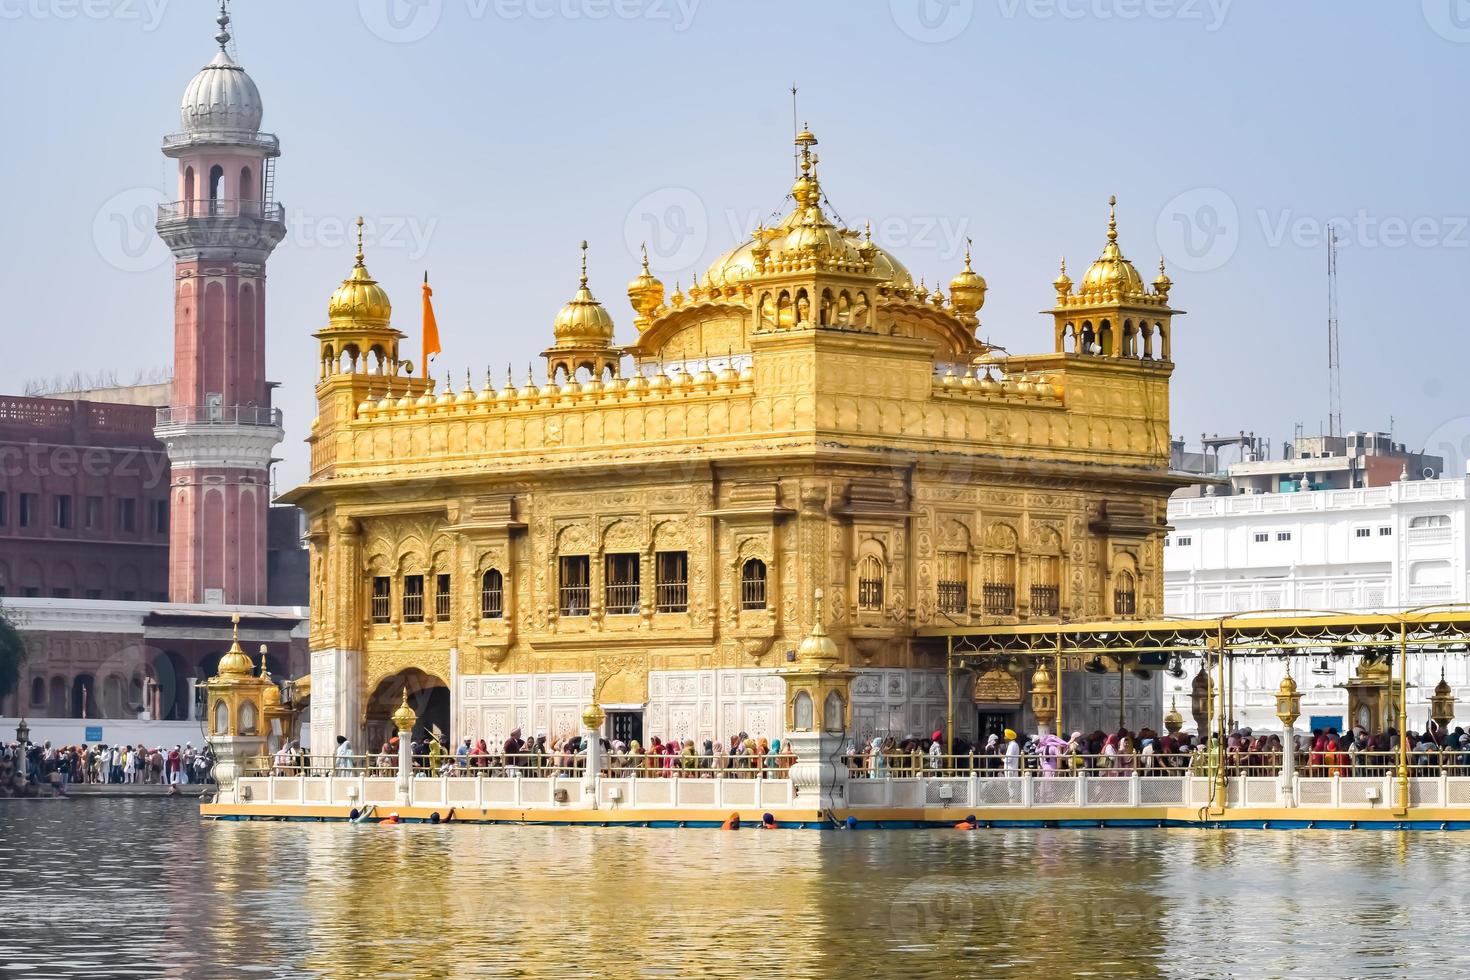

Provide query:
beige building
left=284, top=129, right=1186, bottom=752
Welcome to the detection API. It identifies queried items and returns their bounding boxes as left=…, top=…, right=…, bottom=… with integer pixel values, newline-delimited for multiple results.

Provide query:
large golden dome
left=328, top=219, right=392, bottom=326
left=702, top=129, right=914, bottom=290
left=552, top=241, right=616, bottom=347
left=1079, top=196, right=1144, bottom=297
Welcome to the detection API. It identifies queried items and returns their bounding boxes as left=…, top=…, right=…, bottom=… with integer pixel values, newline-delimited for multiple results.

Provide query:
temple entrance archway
left=366, top=669, right=449, bottom=751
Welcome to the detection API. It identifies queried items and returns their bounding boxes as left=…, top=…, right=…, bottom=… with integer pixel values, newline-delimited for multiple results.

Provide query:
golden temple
left=281, top=127, right=1190, bottom=754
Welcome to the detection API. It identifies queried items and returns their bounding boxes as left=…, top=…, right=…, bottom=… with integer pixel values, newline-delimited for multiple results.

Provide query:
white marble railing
left=233, top=775, right=794, bottom=811
left=841, top=774, right=1470, bottom=811
left=228, top=773, right=1470, bottom=812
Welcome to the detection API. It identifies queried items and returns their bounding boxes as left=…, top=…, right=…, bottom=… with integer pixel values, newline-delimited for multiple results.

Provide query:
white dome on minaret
left=179, top=4, right=263, bottom=135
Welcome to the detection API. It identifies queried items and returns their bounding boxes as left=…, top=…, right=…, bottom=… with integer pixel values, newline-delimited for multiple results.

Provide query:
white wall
left=1, top=716, right=208, bottom=748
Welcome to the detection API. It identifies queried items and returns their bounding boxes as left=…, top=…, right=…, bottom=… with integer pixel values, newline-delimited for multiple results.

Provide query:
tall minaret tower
left=154, top=2, right=286, bottom=605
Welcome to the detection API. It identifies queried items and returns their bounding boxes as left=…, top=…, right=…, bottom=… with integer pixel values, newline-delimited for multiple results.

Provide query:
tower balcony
left=155, top=405, right=283, bottom=428
left=161, top=130, right=281, bottom=158
left=157, top=199, right=285, bottom=223
left=155, top=199, right=287, bottom=262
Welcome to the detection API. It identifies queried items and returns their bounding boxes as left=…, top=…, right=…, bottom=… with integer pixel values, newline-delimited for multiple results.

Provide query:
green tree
left=0, top=607, right=26, bottom=704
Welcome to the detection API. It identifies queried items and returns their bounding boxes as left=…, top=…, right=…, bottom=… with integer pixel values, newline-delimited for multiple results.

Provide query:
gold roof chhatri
left=390, top=686, right=417, bottom=733
left=551, top=241, right=616, bottom=348
left=327, top=217, right=393, bottom=327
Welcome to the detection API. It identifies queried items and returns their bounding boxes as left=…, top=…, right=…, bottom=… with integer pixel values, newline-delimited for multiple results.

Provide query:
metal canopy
left=920, top=606, right=1470, bottom=659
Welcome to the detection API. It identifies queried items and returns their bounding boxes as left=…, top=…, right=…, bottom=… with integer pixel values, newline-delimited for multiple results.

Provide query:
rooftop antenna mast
left=1327, top=224, right=1343, bottom=439
left=790, top=84, right=799, bottom=178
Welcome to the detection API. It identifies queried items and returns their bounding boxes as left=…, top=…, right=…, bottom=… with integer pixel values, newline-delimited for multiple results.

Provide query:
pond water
left=0, top=799, right=1465, bottom=978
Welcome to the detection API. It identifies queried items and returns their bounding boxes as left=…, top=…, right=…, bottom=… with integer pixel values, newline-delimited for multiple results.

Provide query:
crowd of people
left=843, top=724, right=1470, bottom=779
left=251, top=722, right=1470, bottom=783
left=1, top=741, right=214, bottom=795
left=269, top=730, right=798, bottom=779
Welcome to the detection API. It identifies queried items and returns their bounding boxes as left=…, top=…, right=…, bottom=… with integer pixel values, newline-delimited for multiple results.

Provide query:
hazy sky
left=2, top=0, right=1468, bottom=491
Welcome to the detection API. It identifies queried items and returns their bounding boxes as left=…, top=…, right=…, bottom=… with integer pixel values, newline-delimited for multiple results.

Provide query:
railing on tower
left=161, top=131, right=280, bottom=154
left=157, top=199, right=285, bottom=223
left=155, top=406, right=283, bottom=427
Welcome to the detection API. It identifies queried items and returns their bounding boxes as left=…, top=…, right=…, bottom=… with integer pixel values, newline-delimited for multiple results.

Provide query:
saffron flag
left=422, top=271, right=442, bottom=372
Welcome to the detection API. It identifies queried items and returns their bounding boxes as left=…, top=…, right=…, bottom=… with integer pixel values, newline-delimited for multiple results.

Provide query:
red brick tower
left=153, top=3, right=285, bottom=604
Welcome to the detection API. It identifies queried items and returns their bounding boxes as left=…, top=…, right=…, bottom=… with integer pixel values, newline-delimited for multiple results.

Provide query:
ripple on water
left=1, top=802, right=1468, bottom=978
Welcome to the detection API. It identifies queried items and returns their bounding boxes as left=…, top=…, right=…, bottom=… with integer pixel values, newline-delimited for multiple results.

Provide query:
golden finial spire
left=963, top=237, right=974, bottom=271
left=258, top=644, right=270, bottom=678
left=864, top=220, right=873, bottom=242
left=640, top=242, right=650, bottom=273
left=579, top=240, right=589, bottom=288
left=354, top=216, right=365, bottom=267
left=1107, top=195, right=1118, bottom=243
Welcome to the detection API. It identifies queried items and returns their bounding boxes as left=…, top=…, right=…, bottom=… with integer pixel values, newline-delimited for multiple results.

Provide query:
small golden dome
left=627, top=244, right=665, bottom=321
left=796, top=589, right=840, bottom=664
left=328, top=219, right=392, bottom=326
left=1080, top=197, right=1144, bottom=297
left=1163, top=697, right=1184, bottom=728
left=1153, top=257, right=1172, bottom=297
left=581, top=703, right=606, bottom=730
left=553, top=241, right=616, bottom=347
left=1278, top=672, right=1298, bottom=697
left=1053, top=257, right=1073, bottom=296
left=391, top=687, right=417, bottom=733
left=949, top=242, right=988, bottom=318
left=1436, top=676, right=1453, bottom=698
left=217, top=615, right=253, bottom=676
left=1029, top=662, right=1055, bottom=693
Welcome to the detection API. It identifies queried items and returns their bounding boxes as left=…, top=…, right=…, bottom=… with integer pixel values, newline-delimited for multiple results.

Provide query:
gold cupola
left=948, top=240, right=988, bottom=326
left=314, top=217, right=406, bottom=380
left=391, top=687, right=417, bottom=734
left=796, top=588, right=840, bottom=665
left=217, top=613, right=254, bottom=676
left=1079, top=196, right=1145, bottom=298
left=544, top=241, right=622, bottom=383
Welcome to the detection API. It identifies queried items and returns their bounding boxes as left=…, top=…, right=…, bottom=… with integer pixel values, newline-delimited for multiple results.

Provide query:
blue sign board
left=1307, top=715, right=1343, bottom=734
left=84, top=726, right=103, bottom=743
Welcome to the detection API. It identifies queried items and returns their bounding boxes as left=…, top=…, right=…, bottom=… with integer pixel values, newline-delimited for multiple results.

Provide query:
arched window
left=1410, top=515, right=1451, bottom=528
left=793, top=690, right=814, bottom=730
left=30, top=676, right=44, bottom=706
left=184, top=167, right=196, bottom=212
left=238, top=700, right=258, bottom=735
left=741, top=559, right=767, bottom=610
left=857, top=555, right=884, bottom=611
left=240, top=166, right=253, bottom=204
left=1114, top=570, right=1137, bottom=617
left=213, top=699, right=229, bottom=735
left=982, top=525, right=1018, bottom=616
left=1029, top=528, right=1062, bottom=617
left=481, top=569, right=504, bottom=619
left=823, top=690, right=846, bottom=733
left=208, top=165, right=225, bottom=210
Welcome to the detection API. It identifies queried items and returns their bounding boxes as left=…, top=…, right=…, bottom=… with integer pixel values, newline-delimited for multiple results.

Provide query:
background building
left=0, top=8, right=306, bottom=745
left=1162, top=431, right=1467, bottom=733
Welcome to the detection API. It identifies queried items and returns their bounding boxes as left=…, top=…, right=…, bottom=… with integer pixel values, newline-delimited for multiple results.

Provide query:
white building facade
left=1161, top=478, right=1470, bottom=733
